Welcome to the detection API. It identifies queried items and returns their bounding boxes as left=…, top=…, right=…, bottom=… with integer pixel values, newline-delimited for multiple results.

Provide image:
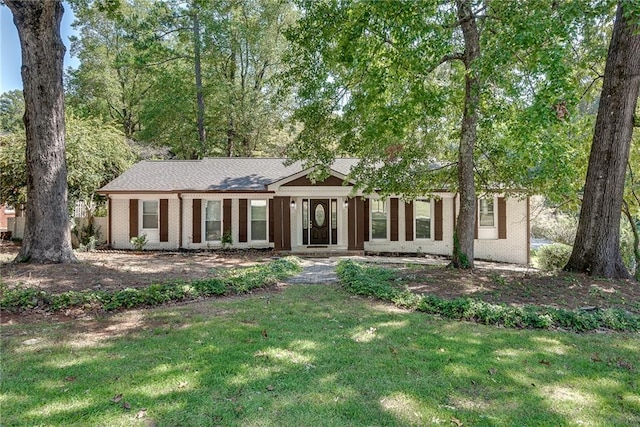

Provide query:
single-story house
left=98, top=158, right=530, bottom=264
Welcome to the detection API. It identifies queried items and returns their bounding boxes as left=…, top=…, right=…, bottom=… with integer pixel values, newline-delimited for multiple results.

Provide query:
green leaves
left=0, top=110, right=135, bottom=208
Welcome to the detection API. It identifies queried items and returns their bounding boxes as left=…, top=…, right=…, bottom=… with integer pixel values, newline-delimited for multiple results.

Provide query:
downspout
left=526, top=196, right=531, bottom=265
left=178, top=193, right=183, bottom=249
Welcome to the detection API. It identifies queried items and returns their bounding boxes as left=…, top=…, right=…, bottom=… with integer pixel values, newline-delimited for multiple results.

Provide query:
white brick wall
left=106, top=192, right=529, bottom=264
left=109, top=196, right=179, bottom=250
left=363, top=196, right=529, bottom=264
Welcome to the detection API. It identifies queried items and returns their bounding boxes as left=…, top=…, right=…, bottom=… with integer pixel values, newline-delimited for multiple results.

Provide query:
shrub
left=536, top=243, right=572, bottom=271
left=1, top=257, right=301, bottom=313
left=336, top=260, right=640, bottom=332
left=130, top=234, right=148, bottom=251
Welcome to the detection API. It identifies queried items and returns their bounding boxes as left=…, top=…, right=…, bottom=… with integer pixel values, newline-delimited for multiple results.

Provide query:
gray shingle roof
left=99, top=158, right=359, bottom=192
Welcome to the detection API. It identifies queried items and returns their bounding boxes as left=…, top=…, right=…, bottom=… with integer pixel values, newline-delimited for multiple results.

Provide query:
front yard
left=1, top=245, right=639, bottom=425
left=2, top=284, right=639, bottom=426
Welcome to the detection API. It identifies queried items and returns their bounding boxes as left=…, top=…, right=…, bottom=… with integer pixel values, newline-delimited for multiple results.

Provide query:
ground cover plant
left=337, top=260, right=640, bottom=332
left=1, top=257, right=301, bottom=313
left=2, top=284, right=638, bottom=426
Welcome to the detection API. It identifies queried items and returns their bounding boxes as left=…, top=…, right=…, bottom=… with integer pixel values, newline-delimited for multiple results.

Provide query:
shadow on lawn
left=2, top=284, right=639, bottom=426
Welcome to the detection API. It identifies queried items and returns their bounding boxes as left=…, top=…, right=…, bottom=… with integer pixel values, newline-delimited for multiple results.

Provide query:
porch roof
left=99, top=158, right=359, bottom=193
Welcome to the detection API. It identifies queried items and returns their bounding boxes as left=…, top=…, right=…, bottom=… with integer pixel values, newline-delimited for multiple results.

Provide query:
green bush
left=336, top=259, right=640, bottom=332
left=1, top=257, right=301, bottom=313
left=536, top=243, right=573, bottom=271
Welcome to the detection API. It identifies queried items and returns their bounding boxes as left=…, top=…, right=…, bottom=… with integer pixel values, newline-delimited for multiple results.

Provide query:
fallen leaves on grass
left=135, top=409, right=147, bottom=419
left=539, top=360, right=551, bottom=366
left=266, top=384, right=275, bottom=391
left=64, top=376, right=76, bottom=382
left=451, top=416, right=464, bottom=426
left=111, top=393, right=123, bottom=403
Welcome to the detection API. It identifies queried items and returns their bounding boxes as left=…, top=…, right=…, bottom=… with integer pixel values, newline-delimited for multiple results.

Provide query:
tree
left=285, top=0, right=603, bottom=268
left=68, top=0, right=297, bottom=159
left=565, top=1, right=640, bottom=279
left=0, top=90, right=25, bottom=132
left=5, top=0, right=76, bottom=263
left=0, top=112, right=136, bottom=209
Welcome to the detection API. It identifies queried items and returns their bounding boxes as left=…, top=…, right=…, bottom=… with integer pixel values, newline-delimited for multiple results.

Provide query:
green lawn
left=2, top=284, right=638, bottom=426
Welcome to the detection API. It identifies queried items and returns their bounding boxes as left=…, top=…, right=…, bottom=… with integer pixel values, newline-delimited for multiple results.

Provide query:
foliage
left=72, top=217, right=101, bottom=251
left=336, top=260, right=640, bottom=332
left=0, top=256, right=301, bottom=312
left=0, top=90, right=25, bottom=132
left=0, top=111, right=136, bottom=208
left=535, top=243, right=574, bottom=272
left=531, top=210, right=578, bottom=245
left=221, top=230, right=233, bottom=249
left=68, top=0, right=298, bottom=159
left=284, top=0, right=611, bottom=199
left=129, top=234, right=148, bottom=251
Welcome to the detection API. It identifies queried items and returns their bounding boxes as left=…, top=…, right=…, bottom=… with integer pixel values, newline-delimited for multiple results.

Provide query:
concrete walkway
left=286, top=255, right=533, bottom=285
left=286, top=258, right=339, bottom=284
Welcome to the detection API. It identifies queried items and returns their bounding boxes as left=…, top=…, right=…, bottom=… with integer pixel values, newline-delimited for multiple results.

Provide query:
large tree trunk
left=564, top=1, right=639, bottom=279
left=451, top=0, right=480, bottom=269
left=6, top=1, right=76, bottom=264
left=193, top=9, right=207, bottom=157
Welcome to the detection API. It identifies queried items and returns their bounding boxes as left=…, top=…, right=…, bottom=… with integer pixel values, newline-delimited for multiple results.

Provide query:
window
left=142, top=201, right=158, bottom=229
left=415, top=199, right=431, bottom=239
left=479, top=198, right=495, bottom=227
left=371, top=200, right=387, bottom=239
left=251, top=200, right=267, bottom=241
left=205, top=200, right=222, bottom=241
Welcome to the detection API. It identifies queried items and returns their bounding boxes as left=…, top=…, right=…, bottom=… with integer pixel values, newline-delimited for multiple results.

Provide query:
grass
left=1, top=284, right=639, bottom=426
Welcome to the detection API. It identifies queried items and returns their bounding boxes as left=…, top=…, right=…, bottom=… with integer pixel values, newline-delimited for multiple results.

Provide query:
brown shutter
left=159, top=199, right=169, bottom=242
left=363, top=199, right=370, bottom=242
left=434, top=199, right=443, bottom=241
left=405, top=201, right=414, bottom=241
left=223, top=199, right=232, bottom=235
left=474, top=199, right=479, bottom=239
left=390, top=198, right=399, bottom=241
left=348, top=198, right=365, bottom=250
left=192, top=199, right=202, bottom=243
left=239, top=199, right=248, bottom=242
left=129, top=199, right=138, bottom=239
left=498, top=197, right=507, bottom=239
left=273, top=197, right=291, bottom=250
left=268, top=199, right=274, bottom=243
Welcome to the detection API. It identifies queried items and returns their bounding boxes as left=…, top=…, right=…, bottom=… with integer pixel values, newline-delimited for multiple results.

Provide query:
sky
left=1, top=2, right=79, bottom=93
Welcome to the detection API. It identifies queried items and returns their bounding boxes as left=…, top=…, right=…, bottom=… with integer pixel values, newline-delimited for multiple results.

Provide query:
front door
left=310, top=199, right=330, bottom=245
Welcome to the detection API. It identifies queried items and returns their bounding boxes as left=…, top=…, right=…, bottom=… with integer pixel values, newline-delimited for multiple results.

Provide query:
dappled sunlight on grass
left=2, top=285, right=639, bottom=426
left=379, top=392, right=429, bottom=425
left=350, top=325, right=379, bottom=343
left=27, top=397, right=93, bottom=418
left=530, top=336, right=572, bottom=355
left=253, top=347, right=314, bottom=365
left=539, top=385, right=597, bottom=422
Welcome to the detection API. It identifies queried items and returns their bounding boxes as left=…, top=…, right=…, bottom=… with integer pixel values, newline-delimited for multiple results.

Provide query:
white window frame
left=370, top=199, right=388, bottom=240
left=478, top=197, right=496, bottom=228
left=249, top=199, right=268, bottom=242
left=140, top=200, right=159, bottom=231
left=203, top=199, right=223, bottom=242
left=414, top=199, right=433, bottom=240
